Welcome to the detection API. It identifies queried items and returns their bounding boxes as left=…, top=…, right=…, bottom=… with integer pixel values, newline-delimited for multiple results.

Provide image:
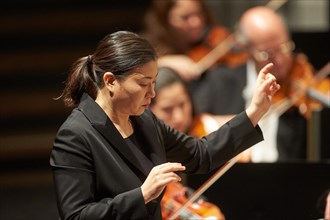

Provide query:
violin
left=161, top=182, right=225, bottom=220
left=270, top=55, right=330, bottom=119
left=160, top=116, right=226, bottom=220
left=187, top=25, right=249, bottom=71
left=188, top=115, right=209, bottom=139
left=164, top=156, right=241, bottom=220
left=185, top=0, right=289, bottom=77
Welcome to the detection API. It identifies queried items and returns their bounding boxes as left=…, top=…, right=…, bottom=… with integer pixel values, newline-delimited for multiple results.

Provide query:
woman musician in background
left=142, top=0, right=248, bottom=81
left=150, top=67, right=254, bottom=219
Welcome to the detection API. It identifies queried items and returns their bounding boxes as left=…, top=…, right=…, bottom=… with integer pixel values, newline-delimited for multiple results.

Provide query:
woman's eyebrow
left=140, top=72, right=158, bottom=80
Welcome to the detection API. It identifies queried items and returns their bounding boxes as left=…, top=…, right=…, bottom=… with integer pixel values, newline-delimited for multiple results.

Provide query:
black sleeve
left=154, top=111, right=263, bottom=174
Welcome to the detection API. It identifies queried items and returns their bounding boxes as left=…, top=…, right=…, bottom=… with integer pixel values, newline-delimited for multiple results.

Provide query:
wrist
left=246, top=105, right=265, bottom=127
left=141, top=186, right=152, bottom=204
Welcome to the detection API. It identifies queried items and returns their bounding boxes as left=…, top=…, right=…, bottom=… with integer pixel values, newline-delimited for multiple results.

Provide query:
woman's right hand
left=141, top=162, right=186, bottom=204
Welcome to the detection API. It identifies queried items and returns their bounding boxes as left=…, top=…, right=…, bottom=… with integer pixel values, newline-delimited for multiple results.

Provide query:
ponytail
left=61, top=56, right=97, bottom=107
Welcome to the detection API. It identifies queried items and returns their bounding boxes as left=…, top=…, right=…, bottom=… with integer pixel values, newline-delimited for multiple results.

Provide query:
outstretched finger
left=257, top=63, right=274, bottom=82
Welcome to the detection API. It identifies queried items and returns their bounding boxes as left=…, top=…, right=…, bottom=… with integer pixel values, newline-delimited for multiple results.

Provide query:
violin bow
left=314, top=62, right=330, bottom=82
left=167, top=154, right=241, bottom=220
left=193, top=0, right=288, bottom=76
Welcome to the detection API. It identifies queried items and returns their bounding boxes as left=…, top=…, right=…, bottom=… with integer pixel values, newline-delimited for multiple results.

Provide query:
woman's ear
left=103, top=72, right=116, bottom=90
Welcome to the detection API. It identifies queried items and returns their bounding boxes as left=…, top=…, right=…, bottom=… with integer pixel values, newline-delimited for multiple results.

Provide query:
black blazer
left=50, top=93, right=263, bottom=220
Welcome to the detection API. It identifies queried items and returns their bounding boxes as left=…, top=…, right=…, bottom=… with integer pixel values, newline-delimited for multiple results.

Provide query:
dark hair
left=151, top=67, right=196, bottom=117
left=61, top=31, right=157, bottom=107
left=145, top=0, right=214, bottom=29
left=153, top=67, right=187, bottom=95
left=142, top=0, right=215, bottom=54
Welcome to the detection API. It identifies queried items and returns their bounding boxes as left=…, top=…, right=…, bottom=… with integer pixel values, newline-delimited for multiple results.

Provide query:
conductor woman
left=50, top=30, right=280, bottom=219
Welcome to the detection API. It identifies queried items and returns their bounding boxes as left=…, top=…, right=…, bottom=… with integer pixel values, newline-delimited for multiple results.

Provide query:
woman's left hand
left=246, top=63, right=280, bottom=126
left=141, top=162, right=186, bottom=204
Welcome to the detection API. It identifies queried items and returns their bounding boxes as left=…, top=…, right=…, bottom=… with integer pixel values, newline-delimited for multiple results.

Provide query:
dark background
left=0, top=0, right=329, bottom=219
left=187, top=162, right=330, bottom=220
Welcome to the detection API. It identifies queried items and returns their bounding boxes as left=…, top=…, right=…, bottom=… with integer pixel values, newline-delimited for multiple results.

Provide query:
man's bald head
left=238, top=6, right=289, bottom=48
left=237, top=6, right=293, bottom=82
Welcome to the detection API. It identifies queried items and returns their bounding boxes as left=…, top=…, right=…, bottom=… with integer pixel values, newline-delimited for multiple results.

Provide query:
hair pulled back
left=144, top=0, right=214, bottom=29
left=151, top=67, right=196, bottom=117
left=61, top=31, right=157, bottom=107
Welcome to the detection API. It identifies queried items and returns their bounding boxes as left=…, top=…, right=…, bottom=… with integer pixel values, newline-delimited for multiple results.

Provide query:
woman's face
left=168, top=0, right=206, bottom=44
left=150, top=82, right=193, bottom=133
left=112, top=61, right=158, bottom=116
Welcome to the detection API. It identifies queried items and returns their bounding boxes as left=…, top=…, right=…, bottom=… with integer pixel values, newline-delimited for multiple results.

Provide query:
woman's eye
left=162, top=107, right=172, bottom=114
left=140, top=83, right=148, bottom=87
left=140, top=81, right=155, bottom=87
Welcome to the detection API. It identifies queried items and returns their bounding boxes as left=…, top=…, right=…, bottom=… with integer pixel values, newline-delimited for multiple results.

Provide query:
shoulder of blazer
left=77, top=93, right=108, bottom=126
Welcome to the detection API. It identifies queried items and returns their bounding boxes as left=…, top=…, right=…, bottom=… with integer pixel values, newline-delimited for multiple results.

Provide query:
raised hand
left=246, top=63, right=280, bottom=126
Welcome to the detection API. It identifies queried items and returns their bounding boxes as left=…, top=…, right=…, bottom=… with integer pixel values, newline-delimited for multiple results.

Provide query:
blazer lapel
left=78, top=94, right=151, bottom=177
left=95, top=122, right=153, bottom=175
left=131, top=110, right=166, bottom=166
